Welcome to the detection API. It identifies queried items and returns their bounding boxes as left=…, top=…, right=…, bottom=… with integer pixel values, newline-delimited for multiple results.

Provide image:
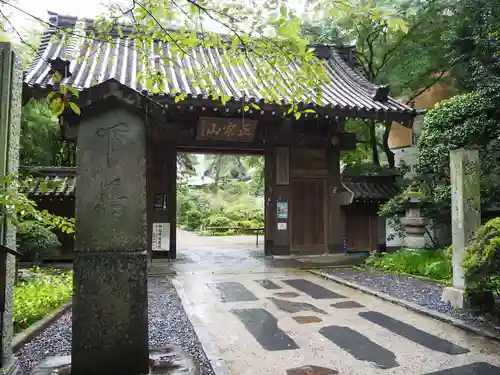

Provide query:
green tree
left=0, top=6, right=75, bottom=234
left=379, top=91, right=500, bottom=245
left=341, top=119, right=372, bottom=165
left=303, top=0, right=452, bottom=167
left=417, top=92, right=500, bottom=212
left=20, top=99, right=75, bottom=167
left=243, top=156, right=265, bottom=196
left=0, top=174, right=75, bottom=234
left=177, top=153, right=198, bottom=176
left=203, top=155, right=249, bottom=186
left=444, top=0, right=500, bottom=95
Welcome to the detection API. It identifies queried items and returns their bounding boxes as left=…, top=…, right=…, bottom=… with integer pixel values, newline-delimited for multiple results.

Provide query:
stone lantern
left=399, top=183, right=430, bottom=249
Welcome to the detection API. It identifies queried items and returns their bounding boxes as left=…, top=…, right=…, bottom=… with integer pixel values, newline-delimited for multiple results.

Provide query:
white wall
left=393, top=146, right=419, bottom=177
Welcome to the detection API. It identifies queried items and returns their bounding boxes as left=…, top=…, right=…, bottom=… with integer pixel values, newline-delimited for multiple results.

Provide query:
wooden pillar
left=166, top=146, right=177, bottom=259
left=327, top=144, right=343, bottom=253
left=264, top=146, right=275, bottom=256
left=264, top=146, right=291, bottom=256
left=149, top=140, right=177, bottom=260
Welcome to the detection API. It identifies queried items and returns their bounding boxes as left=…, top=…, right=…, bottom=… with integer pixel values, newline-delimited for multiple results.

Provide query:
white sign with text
left=152, top=222, right=170, bottom=251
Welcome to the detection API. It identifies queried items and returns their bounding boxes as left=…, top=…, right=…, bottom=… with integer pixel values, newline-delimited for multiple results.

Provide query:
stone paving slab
left=172, top=271, right=500, bottom=375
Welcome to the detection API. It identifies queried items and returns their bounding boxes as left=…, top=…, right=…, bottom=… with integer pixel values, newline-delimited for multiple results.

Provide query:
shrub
left=238, top=219, right=264, bottom=229
left=462, top=218, right=500, bottom=299
left=17, top=221, right=62, bottom=262
left=365, top=248, right=452, bottom=282
left=14, top=267, right=72, bottom=332
left=177, top=181, right=264, bottom=235
left=205, top=214, right=234, bottom=229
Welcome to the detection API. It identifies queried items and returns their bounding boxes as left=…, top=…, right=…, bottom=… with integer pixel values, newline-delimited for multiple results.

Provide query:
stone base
left=403, top=235, right=426, bottom=249
left=72, top=252, right=149, bottom=374
left=441, top=287, right=466, bottom=308
left=31, top=345, right=200, bottom=375
left=2, top=356, right=21, bottom=375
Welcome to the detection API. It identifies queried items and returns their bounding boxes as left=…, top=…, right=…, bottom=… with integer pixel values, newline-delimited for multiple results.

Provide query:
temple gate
left=23, top=12, right=419, bottom=261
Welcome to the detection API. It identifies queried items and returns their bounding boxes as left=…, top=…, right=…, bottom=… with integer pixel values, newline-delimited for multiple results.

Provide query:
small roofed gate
left=343, top=205, right=381, bottom=251
left=341, top=176, right=399, bottom=252
left=22, top=12, right=419, bottom=259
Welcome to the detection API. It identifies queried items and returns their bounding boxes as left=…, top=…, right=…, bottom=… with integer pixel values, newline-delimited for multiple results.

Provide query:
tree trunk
left=381, top=122, right=395, bottom=168
left=369, top=120, right=380, bottom=166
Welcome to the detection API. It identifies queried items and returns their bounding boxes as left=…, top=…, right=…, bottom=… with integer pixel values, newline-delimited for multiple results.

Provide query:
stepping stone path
left=172, top=271, right=500, bottom=375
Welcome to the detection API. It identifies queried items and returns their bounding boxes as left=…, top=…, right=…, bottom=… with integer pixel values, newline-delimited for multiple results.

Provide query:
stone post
left=72, top=108, right=149, bottom=374
left=0, top=42, right=22, bottom=375
left=441, top=149, right=481, bottom=308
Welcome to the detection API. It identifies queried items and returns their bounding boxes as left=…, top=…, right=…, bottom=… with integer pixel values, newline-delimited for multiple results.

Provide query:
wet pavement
left=172, top=229, right=364, bottom=275
left=172, top=228, right=302, bottom=274
left=168, top=230, right=500, bottom=375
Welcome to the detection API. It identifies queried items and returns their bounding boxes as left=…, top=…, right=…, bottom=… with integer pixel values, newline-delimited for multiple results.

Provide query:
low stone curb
left=171, top=278, right=231, bottom=375
left=13, top=299, right=72, bottom=352
left=309, top=270, right=500, bottom=344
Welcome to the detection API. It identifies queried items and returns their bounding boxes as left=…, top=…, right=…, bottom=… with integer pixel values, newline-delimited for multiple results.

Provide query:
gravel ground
left=324, top=267, right=500, bottom=334
left=15, top=277, right=215, bottom=375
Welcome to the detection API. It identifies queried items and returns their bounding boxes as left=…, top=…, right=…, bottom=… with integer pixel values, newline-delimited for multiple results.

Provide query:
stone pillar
left=0, top=42, right=22, bottom=375
left=72, top=109, right=149, bottom=374
left=441, top=149, right=481, bottom=308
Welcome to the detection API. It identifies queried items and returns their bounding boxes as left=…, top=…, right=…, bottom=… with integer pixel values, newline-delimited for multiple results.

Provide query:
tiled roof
left=22, top=167, right=397, bottom=201
left=23, top=12, right=417, bottom=123
left=21, top=167, right=76, bottom=197
left=342, top=176, right=399, bottom=201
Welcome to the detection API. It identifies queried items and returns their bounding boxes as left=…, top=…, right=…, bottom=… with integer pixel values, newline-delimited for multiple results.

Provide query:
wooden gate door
left=291, top=178, right=327, bottom=254
left=345, top=213, right=379, bottom=252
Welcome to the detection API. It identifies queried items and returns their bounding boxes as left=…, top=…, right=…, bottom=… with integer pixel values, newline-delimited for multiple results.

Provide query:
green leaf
left=53, top=71, right=63, bottom=83
left=47, top=91, right=58, bottom=102
left=67, top=86, right=79, bottom=98
left=280, top=4, right=288, bottom=17
left=69, top=102, right=81, bottom=115
left=294, top=112, right=302, bottom=120
left=51, top=98, right=64, bottom=116
left=117, top=24, right=124, bottom=38
left=231, top=35, right=239, bottom=50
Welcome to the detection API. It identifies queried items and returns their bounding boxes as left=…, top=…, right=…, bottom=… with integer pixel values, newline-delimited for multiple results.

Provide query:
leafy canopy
left=379, top=91, right=500, bottom=247
left=302, top=0, right=451, bottom=98
left=0, top=173, right=75, bottom=233
left=20, top=99, right=75, bottom=167
left=444, top=0, right=500, bottom=94
left=417, top=91, right=500, bottom=210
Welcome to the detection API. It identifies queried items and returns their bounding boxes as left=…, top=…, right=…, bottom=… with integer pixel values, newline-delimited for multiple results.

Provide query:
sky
left=10, top=0, right=117, bottom=29
left=8, top=0, right=307, bottom=32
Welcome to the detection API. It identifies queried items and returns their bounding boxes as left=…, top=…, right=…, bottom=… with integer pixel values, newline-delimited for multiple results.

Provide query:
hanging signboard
left=152, top=222, right=170, bottom=251
left=197, top=117, right=257, bottom=142
left=276, top=201, right=288, bottom=219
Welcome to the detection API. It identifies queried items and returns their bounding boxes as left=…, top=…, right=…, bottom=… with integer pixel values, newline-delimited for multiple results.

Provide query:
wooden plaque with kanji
left=197, top=117, right=257, bottom=142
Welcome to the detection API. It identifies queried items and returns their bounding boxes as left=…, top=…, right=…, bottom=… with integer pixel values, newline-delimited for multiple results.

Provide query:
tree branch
left=405, top=70, right=447, bottom=105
